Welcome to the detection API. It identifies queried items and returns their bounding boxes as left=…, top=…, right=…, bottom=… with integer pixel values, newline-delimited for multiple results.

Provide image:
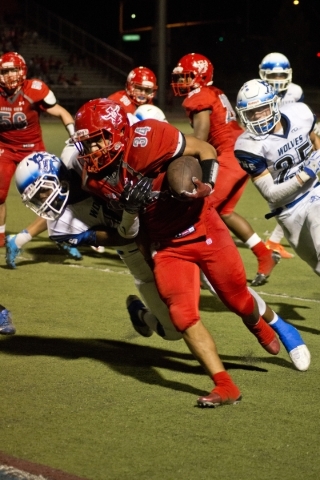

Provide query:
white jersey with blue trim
left=278, top=82, right=304, bottom=105
left=234, top=102, right=317, bottom=211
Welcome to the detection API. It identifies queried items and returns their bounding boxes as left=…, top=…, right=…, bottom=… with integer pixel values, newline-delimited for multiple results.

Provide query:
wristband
left=297, top=171, right=312, bottom=184
left=200, top=159, right=219, bottom=187
left=66, top=123, right=75, bottom=137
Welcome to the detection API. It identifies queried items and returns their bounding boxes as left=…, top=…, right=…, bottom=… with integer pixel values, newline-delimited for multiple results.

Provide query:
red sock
left=251, top=240, right=270, bottom=257
left=211, top=371, right=241, bottom=402
left=244, top=317, right=280, bottom=354
left=252, top=241, right=276, bottom=275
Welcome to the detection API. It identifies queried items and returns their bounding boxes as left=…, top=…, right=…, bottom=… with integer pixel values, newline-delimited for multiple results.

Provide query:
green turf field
left=1, top=120, right=320, bottom=480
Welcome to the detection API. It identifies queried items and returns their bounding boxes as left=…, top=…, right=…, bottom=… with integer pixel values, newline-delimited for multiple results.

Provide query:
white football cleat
left=289, top=345, right=311, bottom=371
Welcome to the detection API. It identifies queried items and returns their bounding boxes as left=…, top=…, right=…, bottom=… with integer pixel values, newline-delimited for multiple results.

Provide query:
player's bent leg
left=116, top=242, right=182, bottom=340
left=200, top=240, right=280, bottom=355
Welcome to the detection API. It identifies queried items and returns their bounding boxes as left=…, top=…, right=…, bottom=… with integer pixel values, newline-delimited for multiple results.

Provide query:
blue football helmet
left=259, top=52, right=292, bottom=93
left=236, top=79, right=281, bottom=135
left=15, top=152, right=69, bottom=220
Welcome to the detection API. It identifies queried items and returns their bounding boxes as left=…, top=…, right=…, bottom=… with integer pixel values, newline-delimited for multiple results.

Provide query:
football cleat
left=0, top=306, right=16, bottom=335
left=270, top=317, right=310, bottom=371
left=289, top=345, right=311, bottom=372
left=251, top=251, right=281, bottom=286
left=126, top=295, right=153, bottom=337
left=197, top=389, right=242, bottom=408
left=5, top=235, right=21, bottom=269
left=265, top=240, right=294, bottom=259
left=0, top=232, right=5, bottom=247
left=56, top=242, right=82, bottom=260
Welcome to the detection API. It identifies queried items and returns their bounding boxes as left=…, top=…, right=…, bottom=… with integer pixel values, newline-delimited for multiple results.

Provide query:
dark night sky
left=17, top=0, right=320, bottom=88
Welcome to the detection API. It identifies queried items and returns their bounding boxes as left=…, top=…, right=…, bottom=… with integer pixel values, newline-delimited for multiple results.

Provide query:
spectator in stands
left=70, top=72, right=82, bottom=86
left=57, top=71, right=69, bottom=88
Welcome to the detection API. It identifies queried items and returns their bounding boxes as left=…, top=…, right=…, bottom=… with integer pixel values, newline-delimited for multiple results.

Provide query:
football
left=166, top=156, right=202, bottom=198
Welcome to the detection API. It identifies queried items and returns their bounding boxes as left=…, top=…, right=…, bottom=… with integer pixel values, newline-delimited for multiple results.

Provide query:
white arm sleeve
left=253, top=173, right=302, bottom=204
left=43, top=90, right=57, bottom=106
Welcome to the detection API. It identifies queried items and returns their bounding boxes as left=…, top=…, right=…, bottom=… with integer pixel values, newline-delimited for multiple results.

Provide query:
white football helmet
left=259, top=52, right=292, bottom=93
left=134, top=104, right=167, bottom=122
left=15, top=152, right=69, bottom=220
left=236, top=79, right=280, bottom=135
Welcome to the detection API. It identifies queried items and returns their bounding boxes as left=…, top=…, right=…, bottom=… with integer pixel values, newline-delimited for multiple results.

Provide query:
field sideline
left=1, top=120, right=320, bottom=480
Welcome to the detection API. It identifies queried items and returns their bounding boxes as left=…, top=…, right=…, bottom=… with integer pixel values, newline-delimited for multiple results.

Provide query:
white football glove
left=302, top=150, right=320, bottom=180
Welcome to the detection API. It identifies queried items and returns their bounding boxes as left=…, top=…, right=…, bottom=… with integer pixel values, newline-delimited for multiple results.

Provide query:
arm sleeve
left=253, top=173, right=302, bottom=204
left=42, top=90, right=57, bottom=108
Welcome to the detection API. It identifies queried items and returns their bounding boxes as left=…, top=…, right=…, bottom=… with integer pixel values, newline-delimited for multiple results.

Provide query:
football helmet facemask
left=171, top=53, right=214, bottom=96
left=236, top=79, right=281, bottom=135
left=259, top=52, right=292, bottom=93
left=0, top=52, right=27, bottom=91
left=73, top=98, right=130, bottom=173
left=15, top=152, right=69, bottom=220
left=126, top=66, right=158, bottom=106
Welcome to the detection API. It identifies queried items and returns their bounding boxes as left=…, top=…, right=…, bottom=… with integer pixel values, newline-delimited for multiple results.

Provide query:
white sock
left=268, top=312, right=278, bottom=325
left=0, top=224, right=5, bottom=234
left=245, top=233, right=261, bottom=249
left=14, top=230, right=32, bottom=248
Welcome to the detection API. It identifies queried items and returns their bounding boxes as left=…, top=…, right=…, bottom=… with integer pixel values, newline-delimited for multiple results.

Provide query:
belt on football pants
left=265, top=181, right=320, bottom=219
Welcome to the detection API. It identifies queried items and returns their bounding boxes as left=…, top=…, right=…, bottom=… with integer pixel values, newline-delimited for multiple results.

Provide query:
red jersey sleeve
left=182, top=86, right=243, bottom=154
left=107, top=90, right=137, bottom=114
left=125, top=119, right=185, bottom=175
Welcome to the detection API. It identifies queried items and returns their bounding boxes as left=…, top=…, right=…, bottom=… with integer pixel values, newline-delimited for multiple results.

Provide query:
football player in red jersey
left=108, top=66, right=158, bottom=114
left=170, top=53, right=280, bottom=287
left=68, top=98, right=309, bottom=407
left=0, top=52, right=76, bottom=253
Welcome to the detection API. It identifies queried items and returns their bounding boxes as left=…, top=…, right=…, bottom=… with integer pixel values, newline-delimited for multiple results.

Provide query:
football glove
left=181, top=177, right=213, bottom=199
left=120, top=177, right=154, bottom=214
left=302, top=150, right=320, bottom=180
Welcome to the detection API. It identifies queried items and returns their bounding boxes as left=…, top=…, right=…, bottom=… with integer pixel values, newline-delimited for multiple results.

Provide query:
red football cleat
left=197, top=389, right=242, bottom=408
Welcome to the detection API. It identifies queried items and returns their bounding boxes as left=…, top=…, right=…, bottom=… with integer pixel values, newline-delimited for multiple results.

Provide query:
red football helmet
left=0, top=52, right=27, bottom=91
left=73, top=98, right=130, bottom=173
left=126, top=66, right=158, bottom=105
left=171, top=53, right=214, bottom=96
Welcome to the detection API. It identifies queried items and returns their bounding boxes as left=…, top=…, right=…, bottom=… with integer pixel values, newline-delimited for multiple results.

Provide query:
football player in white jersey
left=258, top=52, right=304, bottom=259
left=235, top=79, right=320, bottom=277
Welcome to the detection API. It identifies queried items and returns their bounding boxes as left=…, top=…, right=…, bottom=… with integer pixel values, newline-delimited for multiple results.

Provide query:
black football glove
left=120, top=177, right=155, bottom=214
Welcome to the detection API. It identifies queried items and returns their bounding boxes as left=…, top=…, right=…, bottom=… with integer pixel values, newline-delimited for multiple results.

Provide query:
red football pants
left=0, top=143, right=45, bottom=203
left=152, top=206, right=254, bottom=332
